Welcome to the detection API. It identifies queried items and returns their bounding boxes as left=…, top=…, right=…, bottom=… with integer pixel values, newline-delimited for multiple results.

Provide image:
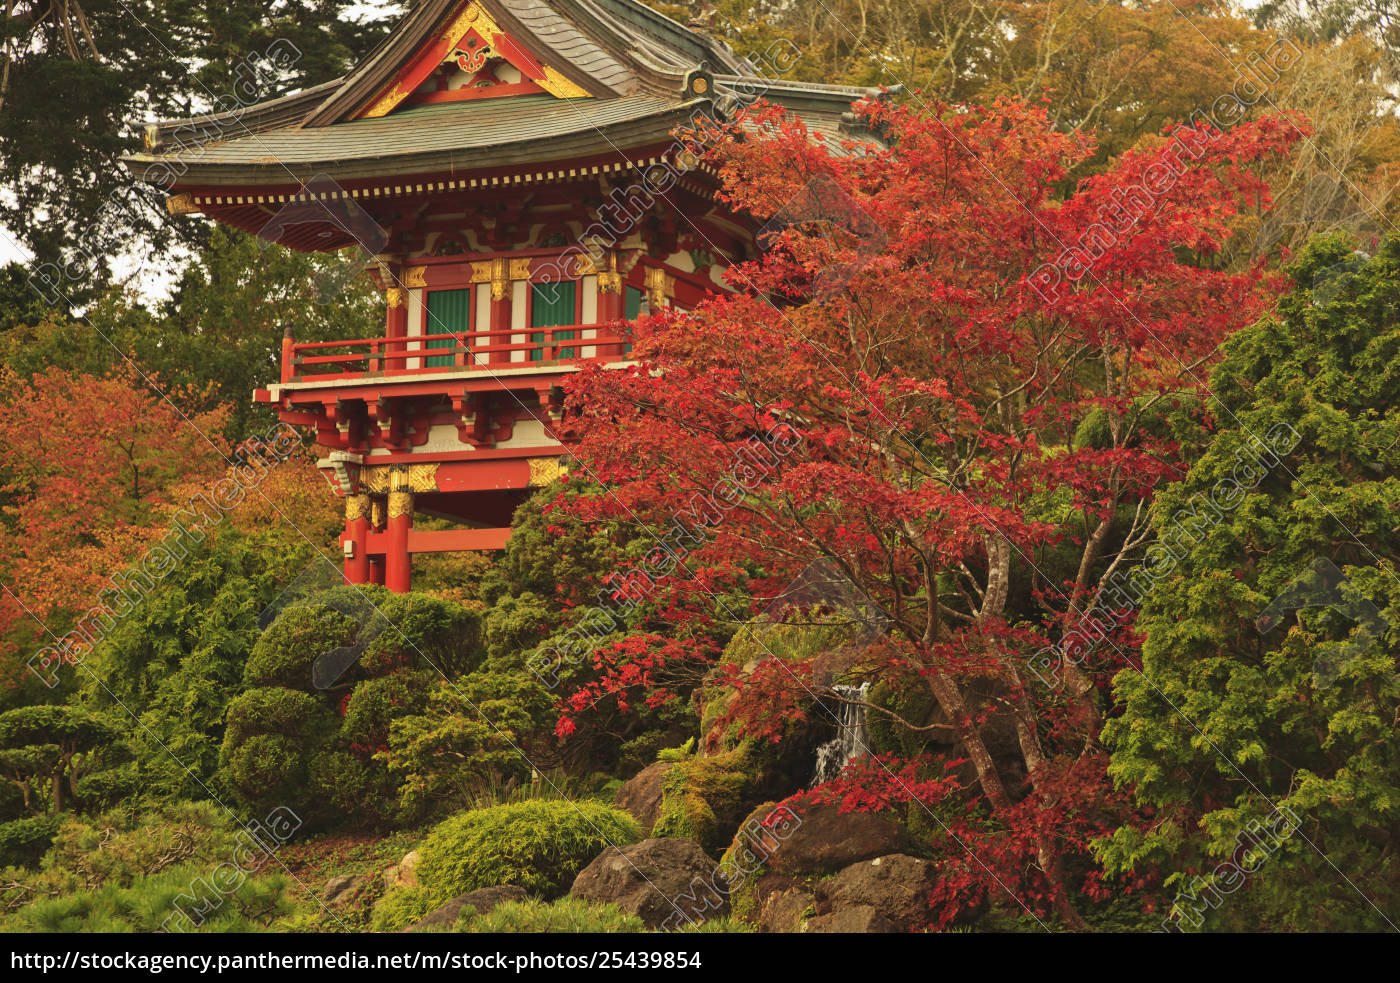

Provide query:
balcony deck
left=278, top=323, right=631, bottom=385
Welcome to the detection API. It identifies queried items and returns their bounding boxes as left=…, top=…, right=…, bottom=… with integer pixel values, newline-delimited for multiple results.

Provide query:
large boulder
left=405, top=885, right=528, bottom=932
left=746, top=800, right=900, bottom=876
left=322, top=871, right=375, bottom=907
left=614, top=761, right=672, bottom=833
left=802, top=905, right=897, bottom=933
left=383, top=848, right=421, bottom=891
left=571, top=837, right=728, bottom=928
left=819, top=854, right=937, bottom=931
left=760, top=886, right=816, bottom=933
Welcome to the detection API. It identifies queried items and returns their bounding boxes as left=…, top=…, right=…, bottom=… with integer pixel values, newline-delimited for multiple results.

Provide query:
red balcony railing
left=279, top=324, right=630, bottom=383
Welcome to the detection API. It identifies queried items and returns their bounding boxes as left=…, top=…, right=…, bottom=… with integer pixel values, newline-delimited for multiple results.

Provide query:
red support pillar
left=368, top=497, right=386, bottom=586
left=385, top=262, right=408, bottom=371
left=596, top=255, right=625, bottom=357
left=386, top=470, right=413, bottom=593
left=342, top=494, right=371, bottom=585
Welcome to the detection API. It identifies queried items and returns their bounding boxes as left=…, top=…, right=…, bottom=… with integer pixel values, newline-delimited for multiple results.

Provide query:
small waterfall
left=811, top=682, right=870, bottom=786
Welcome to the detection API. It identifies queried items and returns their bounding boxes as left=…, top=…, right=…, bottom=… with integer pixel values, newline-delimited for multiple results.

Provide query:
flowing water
left=811, top=682, right=870, bottom=786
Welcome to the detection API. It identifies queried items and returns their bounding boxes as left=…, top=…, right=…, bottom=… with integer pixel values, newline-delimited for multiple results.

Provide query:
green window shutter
left=530, top=280, right=576, bottom=361
left=425, top=289, right=471, bottom=367
left=623, top=286, right=642, bottom=356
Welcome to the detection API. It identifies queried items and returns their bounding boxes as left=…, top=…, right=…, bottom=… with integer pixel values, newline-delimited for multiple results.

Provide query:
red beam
left=365, top=527, right=512, bottom=555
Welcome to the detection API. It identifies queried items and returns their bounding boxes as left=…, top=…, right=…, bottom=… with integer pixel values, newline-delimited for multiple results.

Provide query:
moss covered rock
left=651, top=749, right=752, bottom=854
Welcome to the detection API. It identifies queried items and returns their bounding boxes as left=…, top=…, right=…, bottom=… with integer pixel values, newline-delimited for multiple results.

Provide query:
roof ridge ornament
left=683, top=67, right=713, bottom=100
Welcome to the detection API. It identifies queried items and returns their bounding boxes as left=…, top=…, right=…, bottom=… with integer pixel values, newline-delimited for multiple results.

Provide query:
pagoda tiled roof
left=122, top=0, right=889, bottom=188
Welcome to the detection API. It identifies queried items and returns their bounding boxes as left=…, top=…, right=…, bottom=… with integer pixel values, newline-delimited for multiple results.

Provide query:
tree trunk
left=925, top=672, right=1012, bottom=811
left=1010, top=686, right=1090, bottom=931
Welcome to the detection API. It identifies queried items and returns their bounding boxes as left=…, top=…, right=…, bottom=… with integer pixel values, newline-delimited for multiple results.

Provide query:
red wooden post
left=385, top=469, right=412, bottom=593
left=385, top=277, right=408, bottom=371
left=280, top=324, right=296, bottom=383
left=368, top=497, right=386, bottom=585
left=342, top=494, right=371, bottom=584
left=596, top=262, right=625, bottom=358
left=488, top=262, right=511, bottom=365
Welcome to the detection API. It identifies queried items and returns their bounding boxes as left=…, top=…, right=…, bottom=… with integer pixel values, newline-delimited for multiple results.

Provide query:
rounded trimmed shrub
left=373, top=799, right=641, bottom=931
left=0, top=814, right=63, bottom=868
left=419, top=799, right=641, bottom=899
left=220, top=687, right=336, bottom=814
left=246, top=586, right=486, bottom=692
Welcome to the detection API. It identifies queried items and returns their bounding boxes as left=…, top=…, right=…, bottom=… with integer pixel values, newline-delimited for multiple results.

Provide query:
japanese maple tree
left=0, top=364, right=229, bottom=686
left=558, top=97, right=1302, bottom=927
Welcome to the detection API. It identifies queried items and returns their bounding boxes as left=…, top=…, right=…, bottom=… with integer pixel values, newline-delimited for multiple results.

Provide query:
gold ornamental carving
left=473, top=258, right=510, bottom=300
left=360, top=463, right=439, bottom=495
left=644, top=267, right=674, bottom=310
left=527, top=457, right=567, bottom=487
left=165, top=193, right=199, bottom=216
left=509, top=258, right=532, bottom=281
left=362, top=81, right=409, bottom=120
left=403, top=266, right=428, bottom=288
left=440, top=1, right=505, bottom=50
left=345, top=494, right=371, bottom=522
left=371, top=498, right=386, bottom=528
left=386, top=287, right=405, bottom=309
left=358, top=2, right=588, bottom=119
left=539, top=67, right=589, bottom=99
left=586, top=251, right=623, bottom=293
left=387, top=490, right=414, bottom=519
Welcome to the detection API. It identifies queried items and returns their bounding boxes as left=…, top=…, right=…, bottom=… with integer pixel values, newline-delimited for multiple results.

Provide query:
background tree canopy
left=0, top=1, right=399, bottom=283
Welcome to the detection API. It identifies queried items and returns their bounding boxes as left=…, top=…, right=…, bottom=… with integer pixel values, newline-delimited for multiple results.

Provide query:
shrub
left=220, top=687, right=336, bottom=816
left=40, top=801, right=241, bottom=890
left=0, top=863, right=292, bottom=933
left=340, top=671, right=433, bottom=754
left=244, top=601, right=364, bottom=690
left=385, top=672, right=549, bottom=821
left=246, top=586, right=486, bottom=692
left=373, top=799, right=641, bottom=931
left=72, top=528, right=324, bottom=806
left=369, top=884, right=435, bottom=933
left=2, top=802, right=261, bottom=916
left=454, top=896, right=645, bottom=933
left=0, top=815, right=62, bottom=868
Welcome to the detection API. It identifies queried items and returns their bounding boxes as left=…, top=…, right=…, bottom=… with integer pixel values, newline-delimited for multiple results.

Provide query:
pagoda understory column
left=343, top=494, right=371, bottom=585
left=369, top=498, right=386, bottom=587
left=386, top=470, right=413, bottom=593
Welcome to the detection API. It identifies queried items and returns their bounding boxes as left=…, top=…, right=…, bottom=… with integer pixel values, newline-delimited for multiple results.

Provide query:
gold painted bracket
left=527, top=457, right=567, bottom=486
left=165, top=193, right=200, bottom=216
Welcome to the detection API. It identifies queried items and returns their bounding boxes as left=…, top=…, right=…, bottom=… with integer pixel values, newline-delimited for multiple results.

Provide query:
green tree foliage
left=0, top=705, right=117, bottom=814
left=1100, top=234, right=1400, bottom=931
left=76, top=527, right=323, bottom=805
left=158, top=228, right=383, bottom=439
left=0, top=1, right=395, bottom=272
left=385, top=670, right=552, bottom=820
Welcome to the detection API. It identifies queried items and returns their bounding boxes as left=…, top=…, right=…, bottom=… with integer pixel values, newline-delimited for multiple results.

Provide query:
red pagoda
left=126, top=0, right=879, bottom=592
